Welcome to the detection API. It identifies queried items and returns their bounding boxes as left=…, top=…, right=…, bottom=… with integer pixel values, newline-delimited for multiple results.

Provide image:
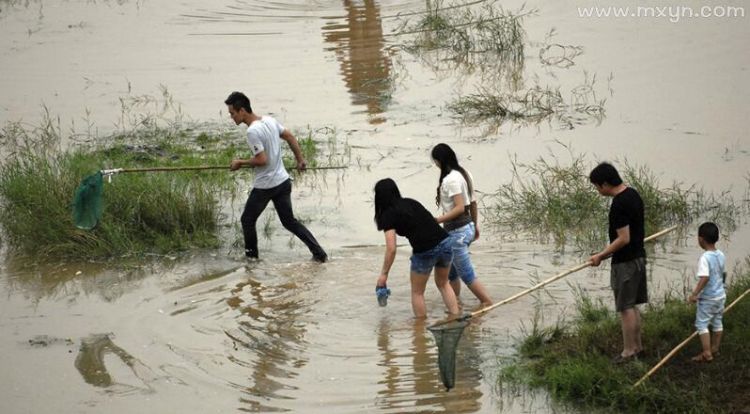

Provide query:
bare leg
left=620, top=308, right=640, bottom=356
left=450, top=279, right=461, bottom=298
left=711, top=330, right=723, bottom=355
left=410, top=272, right=429, bottom=318
left=466, top=279, right=493, bottom=307
left=433, top=266, right=460, bottom=315
left=691, top=332, right=714, bottom=361
left=634, top=307, right=642, bottom=352
left=699, top=333, right=712, bottom=357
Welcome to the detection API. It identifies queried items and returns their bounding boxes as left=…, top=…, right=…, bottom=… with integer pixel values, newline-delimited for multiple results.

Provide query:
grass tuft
left=487, top=147, right=749, bottom=251
left=0, top=122, right=229, bottom=259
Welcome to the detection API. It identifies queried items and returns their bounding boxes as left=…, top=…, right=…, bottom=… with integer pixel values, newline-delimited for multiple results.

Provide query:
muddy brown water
left=1, top=0, right=749, bottom=413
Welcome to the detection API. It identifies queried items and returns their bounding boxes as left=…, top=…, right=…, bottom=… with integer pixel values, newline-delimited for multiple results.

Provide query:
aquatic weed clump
left=448, top=73, right=607, bottom=130
left=501, top=261, right=750, bottom=413
left=489, top=151, right=606, bottom=249
left=488, top=149, right=748, bottom=251
left=0, top=116, right=235, bottom=259
left=448, top=84, right=561, bottom=124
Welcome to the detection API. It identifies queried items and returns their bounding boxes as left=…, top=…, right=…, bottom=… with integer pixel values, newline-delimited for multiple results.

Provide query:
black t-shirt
left=379, top=198, right=448, bottom=253
left=609, top=187, right=646, bottom=263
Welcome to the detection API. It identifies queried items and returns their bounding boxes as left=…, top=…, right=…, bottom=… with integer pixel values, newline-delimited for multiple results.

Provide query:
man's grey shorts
left=610, top=257, right=648, bottom=312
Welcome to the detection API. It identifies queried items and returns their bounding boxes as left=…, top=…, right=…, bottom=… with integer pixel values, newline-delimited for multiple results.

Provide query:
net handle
left=429, top=225, right=679, bottom=329
left=102, top=165, right=348, bottom=175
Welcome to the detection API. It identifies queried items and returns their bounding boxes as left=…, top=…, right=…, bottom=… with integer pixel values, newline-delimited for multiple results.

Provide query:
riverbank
left=501, top=256, right=750, bottom=413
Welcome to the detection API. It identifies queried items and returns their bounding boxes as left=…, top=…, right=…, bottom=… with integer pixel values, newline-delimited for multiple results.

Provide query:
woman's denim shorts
left=447, top=222, right=477, bottom=285
left=410, top=236, right=453, bottom=275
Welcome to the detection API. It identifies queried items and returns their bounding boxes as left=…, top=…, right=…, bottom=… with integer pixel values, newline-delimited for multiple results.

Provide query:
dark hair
left=374, top=178, right=402, bottom=230
left=431, top=143, right=473, bottom=206
left=589, top=162, right=623, bottom=186
left=698, top=222, right=720, bottom=244
left=224, top=91, right=253, bottom=113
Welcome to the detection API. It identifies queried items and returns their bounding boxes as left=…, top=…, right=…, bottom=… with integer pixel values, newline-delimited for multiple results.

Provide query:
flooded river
left=1, top=0, right=749, bottom=412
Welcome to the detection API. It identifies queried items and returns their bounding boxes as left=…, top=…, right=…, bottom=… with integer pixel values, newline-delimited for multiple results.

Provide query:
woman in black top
left=374, top=178, right=460, bottom=318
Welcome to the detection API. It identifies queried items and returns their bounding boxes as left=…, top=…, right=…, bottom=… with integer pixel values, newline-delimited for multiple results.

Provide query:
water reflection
left=225, top=265, right=321, bottom=412
left=375, top=319, right=482, bottom=413
left=1, top=256, right=150, bottom=303
left=322, top=0, right=393, bottom=124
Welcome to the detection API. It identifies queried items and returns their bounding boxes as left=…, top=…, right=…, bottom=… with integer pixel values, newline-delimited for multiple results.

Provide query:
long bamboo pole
left=102, top=165, right=348, bottom=174
left=633, top=287, right=750, bottom=388
left=429, top=225, right=679, bottom=329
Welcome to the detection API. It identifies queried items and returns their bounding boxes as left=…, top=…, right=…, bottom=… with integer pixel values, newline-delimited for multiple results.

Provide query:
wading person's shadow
left=322, top=0, right=393, bottom=124
left=74, top=333, right=156, bottom=393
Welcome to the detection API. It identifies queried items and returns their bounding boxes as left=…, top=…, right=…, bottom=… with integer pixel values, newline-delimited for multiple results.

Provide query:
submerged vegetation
left=447, top=72, right=606, bottom=129
left=395, top=0, right=606, bottom=131
left=539, top=29, right=585, bottom=69
left=0, top=97, right=341, bottom=261
left=397, top=0, right=531, bottom=88
left=501, top=258, right=750, bottom=413
left=487, top=146, right=749, bottom=251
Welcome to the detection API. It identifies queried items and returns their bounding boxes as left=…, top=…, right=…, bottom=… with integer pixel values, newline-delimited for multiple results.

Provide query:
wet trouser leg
left=241, top=187, right=272, bottom=258
left=271, top=179, right=327, bottom=259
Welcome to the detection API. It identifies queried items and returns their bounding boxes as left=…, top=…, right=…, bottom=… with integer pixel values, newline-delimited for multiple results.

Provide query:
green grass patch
left=0, top=120, right=233, bottom=259
left=396, top=2, right=606, bottom=129
left=502, top=260, right=750, bottom=413
left=487, top=147, right=748, bottom=251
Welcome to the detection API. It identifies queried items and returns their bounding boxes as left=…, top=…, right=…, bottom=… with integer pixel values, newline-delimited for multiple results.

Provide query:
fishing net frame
left=428, top=319, right=470, bottom=391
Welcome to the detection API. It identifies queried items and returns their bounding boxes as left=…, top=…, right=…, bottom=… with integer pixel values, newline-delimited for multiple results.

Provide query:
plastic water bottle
left=376, top=286, right=391, bottom=307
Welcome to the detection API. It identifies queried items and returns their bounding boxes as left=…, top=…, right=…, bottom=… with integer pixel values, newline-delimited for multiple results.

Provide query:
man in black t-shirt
left=589, top=162, right=647, bottom=364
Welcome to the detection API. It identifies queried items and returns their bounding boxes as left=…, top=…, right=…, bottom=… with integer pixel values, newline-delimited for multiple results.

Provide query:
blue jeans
left=447, top=223, right=477, bottom=285
left=241, top=179, right=326, bottom=259
left=410, top=236, right=453, bottom=274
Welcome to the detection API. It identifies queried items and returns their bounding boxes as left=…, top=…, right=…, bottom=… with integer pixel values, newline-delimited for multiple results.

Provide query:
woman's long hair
left=431, top=143, right=473, bottom=206
left=374, top=178, right=402, bottom=230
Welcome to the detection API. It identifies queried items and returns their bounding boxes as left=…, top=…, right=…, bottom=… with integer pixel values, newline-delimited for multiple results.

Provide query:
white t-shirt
left=246, top=116, right=290, bottom=189
left=439, top=170, right=475, bottom=214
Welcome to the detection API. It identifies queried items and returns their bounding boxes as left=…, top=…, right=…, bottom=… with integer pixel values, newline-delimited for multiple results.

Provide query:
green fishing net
left=428, top=320, right=469, bottom=391
left=72, top=171, right=103, bottom=230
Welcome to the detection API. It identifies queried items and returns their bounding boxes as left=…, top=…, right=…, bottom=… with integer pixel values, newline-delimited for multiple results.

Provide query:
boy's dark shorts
left=610, top=257, right=648, bottom=312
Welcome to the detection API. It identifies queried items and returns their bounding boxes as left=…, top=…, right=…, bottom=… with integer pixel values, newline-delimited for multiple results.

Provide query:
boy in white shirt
left=688, top=222, right=726, bottom=362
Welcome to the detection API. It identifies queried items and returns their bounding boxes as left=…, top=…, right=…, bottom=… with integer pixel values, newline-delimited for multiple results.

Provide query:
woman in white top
left=431, top=143, right=493, bottom=307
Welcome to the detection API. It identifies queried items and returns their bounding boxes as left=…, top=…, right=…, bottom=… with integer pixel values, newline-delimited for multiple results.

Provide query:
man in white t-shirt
left=225, top=91, right=327, bottom=262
